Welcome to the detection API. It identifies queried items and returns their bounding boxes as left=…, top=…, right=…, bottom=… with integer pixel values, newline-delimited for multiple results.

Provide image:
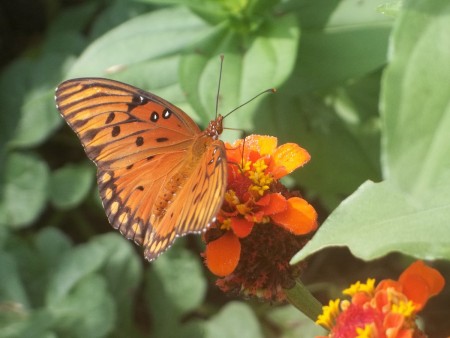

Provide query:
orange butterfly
left=55, top=78, right=227, bottom=260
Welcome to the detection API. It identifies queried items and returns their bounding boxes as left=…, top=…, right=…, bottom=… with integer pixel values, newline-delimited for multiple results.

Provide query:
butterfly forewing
left=55, top=78, right=227, bottom=260
left=56, top=78, right=200, bottom=168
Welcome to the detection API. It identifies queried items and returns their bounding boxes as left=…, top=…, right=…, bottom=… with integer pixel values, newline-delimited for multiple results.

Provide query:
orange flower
left=203, top=135, right=317, bottom=301
left=316, top=261, right=445, bottom=338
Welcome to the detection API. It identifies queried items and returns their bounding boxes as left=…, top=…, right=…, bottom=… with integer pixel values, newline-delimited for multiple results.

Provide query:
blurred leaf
left=0, top=252, right=29, bottom=307
left=146, top=245, right=207, bottom=336
left=92, top=233, right=143, bottom=337
left=0, top=153, right=49, bottom=228
left=48, top=274, right=115, bottom=338
left=46, top=241, right=108, bottom=306
left=0, top=309, right=55, bottom=338
left=180, top=13, right=299, bottom=130
left=67, top=6, right=210, bottom=78
left=255, top=84, right=381, bottom=210
left=292, top=0, right=450, bottom=263
left=49, top=163, right=95, bottom=210
left=89, top=0, right=156, bottom=39
left=265, top=305, right=326, bottom=338
left=293, top=0, right=393, bottom=91
left=34, top=228, right=73, bottom=276
left=10, top=53, right=68, bottom=148
left=0, top=59, right=33, bottom=176
left=205, top=302, right=263, bottom=338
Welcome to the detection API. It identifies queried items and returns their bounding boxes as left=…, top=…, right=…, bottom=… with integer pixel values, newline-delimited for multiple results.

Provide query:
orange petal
left=231, top=217, right=254, bottom=238
left=399, top=260, right=445, bottom=310
left=245, top=135, right=278, bottom=156
left=271, top=143, right=311, bottom=179
left=256, top=193, right=288, bottom=215
left=205, top=232, right=241, bottom=277
left=271, top=197, right=317, bottom=235
left=225, top=139, right=244, bottom=164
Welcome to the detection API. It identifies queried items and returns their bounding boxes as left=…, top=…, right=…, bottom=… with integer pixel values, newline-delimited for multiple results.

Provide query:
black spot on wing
left=105, top=112, right=115, bottom=124
left=136, top=136, right=144, bottom=146
left=112, top=125, right=120, bottom=137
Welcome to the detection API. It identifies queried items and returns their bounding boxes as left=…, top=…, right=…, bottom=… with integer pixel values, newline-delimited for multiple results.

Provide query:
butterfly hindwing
left=143, top=140, right=227, bottom=260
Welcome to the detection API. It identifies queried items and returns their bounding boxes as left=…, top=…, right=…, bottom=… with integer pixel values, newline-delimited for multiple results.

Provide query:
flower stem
left=285, top=279, right=323, bottom=322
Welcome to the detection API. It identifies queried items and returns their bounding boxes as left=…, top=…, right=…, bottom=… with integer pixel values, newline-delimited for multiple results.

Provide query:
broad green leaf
left=0, top=252, right=29, bottom=307
left=67, top=6, right=210, bottom=78
left=293, top=0, right=393, bottom=91
left=92, top=234, right=143, bottom=337
left=265, top=305, right=326, bottom=338
left=0, top=309, right=55, bottom=338
left=49, top=163, right=95, bottom=210
left=46, top=241, right=108, bottom=305
left=180, top=13, right=299, bottom=131
left=292, top=180, right=450, bottom=262
left=255, top=82, right=381, bottom=210
left=48, top=274, right=115, bottom=338
left=146, top=245, right=206, bottom=318
left=292, top=0, right=450, bottom=263
left=0, top=59, right=33, bottom=178
left=0, top=153, right=49, bottom=228
left=205, top=302, right=263, bottom=338
left=381, top=0, right=450, bottom=193
left=34, top=228, right=73, bottom=272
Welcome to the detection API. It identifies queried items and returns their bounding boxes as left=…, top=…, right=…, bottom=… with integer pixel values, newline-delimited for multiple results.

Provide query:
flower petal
left=271, top=197, right=317, bottom=235
left=205, top=232, right=241, bottom=277
left=231, top=217, right=254, bottom=238
left=256, top=193, right=288, bottom=215
left=271, top=143, right=311, bottom=179
left=245, top=135, right=278, bottom=156
left=399, top=260, right=445, bottom=310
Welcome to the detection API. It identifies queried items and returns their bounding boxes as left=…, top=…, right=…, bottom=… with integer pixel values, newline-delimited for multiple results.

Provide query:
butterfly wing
left=143, top=139, right=227, bottom=260
left=56, top=78, right=201, bottom=168
left=56, top=78, right=226, bottom=260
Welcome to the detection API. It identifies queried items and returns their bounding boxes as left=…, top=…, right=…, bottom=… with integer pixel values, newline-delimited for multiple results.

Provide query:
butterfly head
left=205, top=114, right=224, bottom=140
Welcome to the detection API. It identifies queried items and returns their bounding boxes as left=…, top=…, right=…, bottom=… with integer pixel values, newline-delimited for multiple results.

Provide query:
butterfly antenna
left=223, top=88, right=276, bottom=119
left=215, top=54, right=225, bottom=119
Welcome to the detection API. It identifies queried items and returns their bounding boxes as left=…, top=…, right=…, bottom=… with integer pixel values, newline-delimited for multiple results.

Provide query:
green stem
left=285, top=279, right=323, bottom=323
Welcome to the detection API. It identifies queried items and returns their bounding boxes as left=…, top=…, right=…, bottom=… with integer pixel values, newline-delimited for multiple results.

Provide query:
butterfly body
left=56, top=78, right=227, bottom=260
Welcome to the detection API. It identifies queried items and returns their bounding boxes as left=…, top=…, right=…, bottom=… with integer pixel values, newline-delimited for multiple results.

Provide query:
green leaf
left=265, top=305, right=326, bottom=338
left=67, top=6, right=210, bottom=78
left=0, top=309, right=55, bottom=338
left=205, top=302, right=263, bottom=338
left=46, top=241, right=108, bottom=306
left=292, top=0, right=450, bottom=262
left=294, top=0, right=393, bottom=91
left=48, top=274, right=115, bottom=338
left=49, top=163, right=95, bottom=210
left=0, top=252, right=29, bottom=307
left=145, top=245, right=207, bottom=337
left=34, top=228, right=73, bottom=272
left=180, top=13, right=299, bottom=131
left=92, top=234, right=143, bottom=337
left=146, top=245, right=206, bottom=317
left=0, top=153, right=49, bottom=228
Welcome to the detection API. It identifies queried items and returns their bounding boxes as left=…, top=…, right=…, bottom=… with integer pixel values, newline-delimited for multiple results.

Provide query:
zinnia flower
left=203, top=135, right=317, bottom=301
left=316, top=260, right=445, bottom=338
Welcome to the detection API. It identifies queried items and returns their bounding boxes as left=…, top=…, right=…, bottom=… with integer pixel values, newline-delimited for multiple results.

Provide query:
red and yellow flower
left=316, top=260, right=445, bottom=338
left=203, top=135, right=317, bottom=301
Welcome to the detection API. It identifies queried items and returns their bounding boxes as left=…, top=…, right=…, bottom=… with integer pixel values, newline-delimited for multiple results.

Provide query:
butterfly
left=55, top=78, right=227, bottom=260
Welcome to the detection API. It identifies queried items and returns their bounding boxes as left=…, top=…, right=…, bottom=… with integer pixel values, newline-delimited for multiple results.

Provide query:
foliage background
left=0, top=0, right=449, bottom=337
